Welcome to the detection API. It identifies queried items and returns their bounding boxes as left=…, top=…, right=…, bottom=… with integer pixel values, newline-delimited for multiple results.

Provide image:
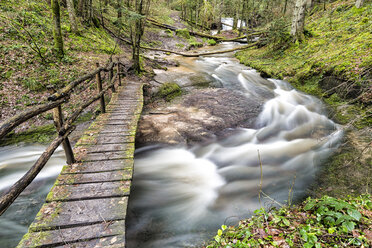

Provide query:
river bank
left=235, top=0, right=371, bottom=198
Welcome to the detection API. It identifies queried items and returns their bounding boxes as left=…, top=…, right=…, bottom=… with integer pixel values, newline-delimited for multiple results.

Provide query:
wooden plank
left=29, top=197, right=127, bottom=231
left=82, top=152, right=132, bottom=161
left=17, top=220, right=125, bottom=248
left=86, top=143, right=129, bottom=153
left=56, top=170, right=132, bottom=184
left=46, top=181, right=131, bottom=202
left=95, top=134, right=135, bottom=145
left=70, top=234, right=125, bottom=247
left=61, top=159, right=133, bottom=174
left=99, top=124, right=130, bottom=133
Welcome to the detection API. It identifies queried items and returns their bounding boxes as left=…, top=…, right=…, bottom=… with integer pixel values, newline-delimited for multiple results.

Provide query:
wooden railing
left=0, top=57, right=126, bottom=216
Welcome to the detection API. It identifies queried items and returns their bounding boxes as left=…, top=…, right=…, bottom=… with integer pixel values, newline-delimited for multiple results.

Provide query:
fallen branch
left=147, top=18, right=221, bottom=40
left=140, top=42, right=257, bottom=57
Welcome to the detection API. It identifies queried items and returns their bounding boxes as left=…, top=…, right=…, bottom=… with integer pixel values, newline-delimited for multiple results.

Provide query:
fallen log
left=140, top=42, right=257, bottom=57
left=103, top=25, right=257, bottom=57
left=147, top=18, right=224, bottom=40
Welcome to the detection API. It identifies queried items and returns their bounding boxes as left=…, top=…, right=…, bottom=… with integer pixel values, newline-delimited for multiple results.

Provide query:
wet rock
left=154, top=71, right=222, bottom=90
left=136, top=88, right=263, bottom=146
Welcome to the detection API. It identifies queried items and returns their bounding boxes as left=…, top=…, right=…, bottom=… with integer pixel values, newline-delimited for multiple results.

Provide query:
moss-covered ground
left=0, top=0, right=123, bottom=144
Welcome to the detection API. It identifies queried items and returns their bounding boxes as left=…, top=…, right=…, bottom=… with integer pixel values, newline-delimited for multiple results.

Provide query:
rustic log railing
left=0, top=57, right=125, bottom=216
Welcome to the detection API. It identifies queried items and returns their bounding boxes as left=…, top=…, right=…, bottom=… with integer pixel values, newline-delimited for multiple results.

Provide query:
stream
left=126, top=42, right=343, bottom=247
left=0, top=145, right=66, bottom=247
left=0, top=44, right=342, bottom=248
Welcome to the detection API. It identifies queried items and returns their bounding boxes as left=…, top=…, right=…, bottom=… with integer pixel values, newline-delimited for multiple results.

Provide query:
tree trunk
left=355, top=0, right=364, bottom=8
left=51, top=0, right=64, bottom=57
left=118, top=0, right=122, bottom=18
left=291, top=0, right=307, bottom=42
left=131, top=0, right=150, bottom=73
left=66, top=0, right=78, bottom=33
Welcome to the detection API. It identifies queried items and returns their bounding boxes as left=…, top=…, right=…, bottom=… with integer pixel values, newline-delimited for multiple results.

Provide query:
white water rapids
left=0, top=145, right=65, bottom=247
left=0, top=42, right=343, bottom=247
left=126, top=43, right=343, bottom=247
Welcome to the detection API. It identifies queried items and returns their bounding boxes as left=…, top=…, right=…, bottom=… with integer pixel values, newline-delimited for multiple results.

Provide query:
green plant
left=207, top=39, right=217, bottom=46
left=176, top=28, right=190, bottom=39
left=206, top=194, right=372, bottom=248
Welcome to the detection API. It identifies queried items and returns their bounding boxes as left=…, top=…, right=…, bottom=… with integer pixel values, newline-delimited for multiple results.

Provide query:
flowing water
left=127, top=43, right=343, bottom=247
left=0, top=42, right=342, bottom=247
left=0, top=145, right=65, bottom=247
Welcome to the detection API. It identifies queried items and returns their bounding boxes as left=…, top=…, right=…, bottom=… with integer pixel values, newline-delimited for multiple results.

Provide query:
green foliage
left=206, top=194, right=372, bottom=248
left=156, top=82, right=182, bottom=101
left=264, top=17, right=291, bottom=50
left=188, top=37, right=203, bottom=49
left=176, top=28, right=191, bottom=39
left=1, top=124, right=57, bottom=146
left=207, top=39, right=217, bottom=46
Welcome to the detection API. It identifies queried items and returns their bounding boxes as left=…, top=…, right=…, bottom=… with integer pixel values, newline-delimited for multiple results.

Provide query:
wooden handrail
left=0, top=57, right=125, bottom=217
left=0, top=125, right=75, bottom=216
left=0, top=97, right=67, bottom=140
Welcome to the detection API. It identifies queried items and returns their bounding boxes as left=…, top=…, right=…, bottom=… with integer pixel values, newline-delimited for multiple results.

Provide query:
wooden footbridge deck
left=0, top=59, right=143, bottom=247
left=17, top=81, right=143, bottom=247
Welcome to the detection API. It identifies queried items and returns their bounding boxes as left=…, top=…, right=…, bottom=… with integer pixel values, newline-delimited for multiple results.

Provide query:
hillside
left=236, top=0, right=371, bottom=198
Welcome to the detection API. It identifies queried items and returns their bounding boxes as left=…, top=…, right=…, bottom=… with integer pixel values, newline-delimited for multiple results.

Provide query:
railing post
left=96, top=63, right=106, bottom=113
left=109, top=57, right=115, bottom=93
left=53, top=105, right=75, bottom=164
left=117, top=58, right=121, bottom=86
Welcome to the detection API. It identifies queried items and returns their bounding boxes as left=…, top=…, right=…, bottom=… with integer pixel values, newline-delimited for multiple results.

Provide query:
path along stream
left=0, top=43, right=343, bottom=247
left=126, top=42, right=343, bottom=247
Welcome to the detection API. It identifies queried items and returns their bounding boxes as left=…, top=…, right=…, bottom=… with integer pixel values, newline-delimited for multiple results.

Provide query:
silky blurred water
left=0, top=145, right=65, bottom=247
left=127, top=43, right=343, bottom=247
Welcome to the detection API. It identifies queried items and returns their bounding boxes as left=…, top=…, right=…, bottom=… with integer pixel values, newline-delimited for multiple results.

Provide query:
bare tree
left=291, top=0, right=307, bottom=42
left=355, top=0, right=364, bottom=8
left=66, top=0, right=78, bottom=33
left=130, top=0, right=151, bottom=73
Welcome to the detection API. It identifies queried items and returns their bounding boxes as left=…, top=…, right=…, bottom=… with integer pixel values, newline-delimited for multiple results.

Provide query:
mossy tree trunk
left=291, top=0, right=307, bottom=42
left=117, top=0, right=122, bottom=19
left=130, top=0, right=151, bottom=73
left=66, top=0, right=78, bottom=33
left=51, top=0, right=64, bottom=58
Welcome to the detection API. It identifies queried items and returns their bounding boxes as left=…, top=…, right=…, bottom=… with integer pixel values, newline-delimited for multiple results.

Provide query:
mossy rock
left=176, top=28, right=190, bottom=39
left=188, top=41, right=203, bottom=49
left=207, top=39, right=217, bottom=46
left=165, top=29, right=173, bottom=37
left=155, top=82, right=182, bottom=102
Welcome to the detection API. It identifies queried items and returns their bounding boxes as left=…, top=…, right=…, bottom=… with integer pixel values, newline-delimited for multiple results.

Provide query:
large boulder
left=136, top=88, right=263, bottom=146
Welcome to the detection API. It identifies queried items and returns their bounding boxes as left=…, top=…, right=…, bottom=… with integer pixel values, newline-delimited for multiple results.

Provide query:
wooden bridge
left=0, top=58, right=143, bottom=247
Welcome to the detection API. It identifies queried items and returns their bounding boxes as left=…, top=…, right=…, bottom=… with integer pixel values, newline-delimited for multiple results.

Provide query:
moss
left=176, top=28, right=191, bottom=39
left=188, top=37, right=203, bottom=49
left=176, top=43, right=185, bottom=48
left=1, top=124, right=57, bottom=146
left=165, top=29, right=173, bottom=37
left=156, top=82, right=182, bottom=102
left=16, top=230, right=50, bottom=248
left=207, top=39, right=217, bottom=46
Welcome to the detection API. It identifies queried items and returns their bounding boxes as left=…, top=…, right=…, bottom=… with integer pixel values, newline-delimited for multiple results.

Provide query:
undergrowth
left=206, top=194, right=372, bottom=248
